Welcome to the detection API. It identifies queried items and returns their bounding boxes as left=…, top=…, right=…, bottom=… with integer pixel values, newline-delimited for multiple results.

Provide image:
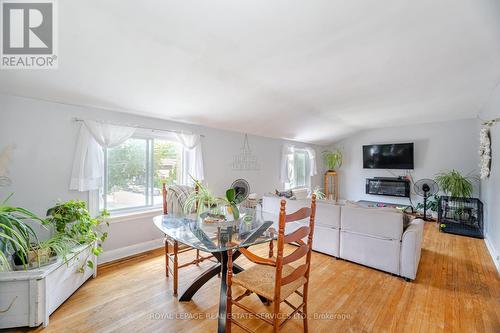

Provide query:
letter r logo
left=2, top=2, right=53, bottom=54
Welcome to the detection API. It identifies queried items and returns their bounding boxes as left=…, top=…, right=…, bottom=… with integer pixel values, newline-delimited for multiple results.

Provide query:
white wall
left=331, top=118, right=480, bottom=206
left=0, top=94, right=324, bottom=261
left=479, top=85, right=500, bottom=273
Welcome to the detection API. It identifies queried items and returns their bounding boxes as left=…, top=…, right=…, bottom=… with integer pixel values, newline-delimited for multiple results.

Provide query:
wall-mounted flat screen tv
left=363, top=143, right=414, bottom=169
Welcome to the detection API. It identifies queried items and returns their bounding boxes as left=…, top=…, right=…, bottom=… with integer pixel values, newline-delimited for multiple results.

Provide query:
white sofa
left=261, top=196, right=424, bottom=281
left=262, top=196, right=341, bottom=257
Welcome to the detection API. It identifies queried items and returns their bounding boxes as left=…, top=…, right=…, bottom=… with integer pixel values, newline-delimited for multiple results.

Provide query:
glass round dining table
left=153, top=208, right=278, bottom=333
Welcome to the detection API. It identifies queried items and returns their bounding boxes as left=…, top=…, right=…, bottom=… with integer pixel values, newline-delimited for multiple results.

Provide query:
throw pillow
left=275, top=189, right=293, bottom=198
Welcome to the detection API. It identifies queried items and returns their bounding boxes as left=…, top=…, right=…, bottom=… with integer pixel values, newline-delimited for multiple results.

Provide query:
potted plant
left=435, top=170, right=475, bottom=219
left=0, top=194, right=46, bottom=271
left=415, top=194, right=439, bottom=220
left=183, top=179, right=247, bottom=222
left=434, top=170, right=483, bottom=237
left=183, top=179, right=223, bottom=216
left=224, top=188, right=243, bottom=221
left=45, top=200, right=109, bottom=270
left=322, top=149, right=343, bottom=172
left=1, top=198, right=107, bottom=329
left=312, top=187, right=326, bottom=200
left=435, top=170, right=475, bottom=198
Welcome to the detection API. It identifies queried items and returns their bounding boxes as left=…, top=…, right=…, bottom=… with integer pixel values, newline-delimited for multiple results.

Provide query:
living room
left=1, top=1, right=499, bottom=332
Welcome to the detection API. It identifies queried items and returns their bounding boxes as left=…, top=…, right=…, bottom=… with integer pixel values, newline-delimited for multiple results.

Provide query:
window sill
left=108, top=208, right=163, bottom=224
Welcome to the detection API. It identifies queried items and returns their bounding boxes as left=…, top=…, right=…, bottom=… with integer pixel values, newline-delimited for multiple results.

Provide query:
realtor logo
left=1, top=0, right=57, bottom=69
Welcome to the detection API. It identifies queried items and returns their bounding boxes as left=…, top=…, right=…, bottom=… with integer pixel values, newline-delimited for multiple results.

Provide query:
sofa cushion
left=313, top=226, right=340, bottom=256
left=314, top=202, right=341, bottom=228
left=341, top=205, right=404, bottom=240
left=340, top=230, right=400, bottom=274
left=262, top=196, right=340, bottom=228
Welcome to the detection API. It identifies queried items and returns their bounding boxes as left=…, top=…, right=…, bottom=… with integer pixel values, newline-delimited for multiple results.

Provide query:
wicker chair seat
left=232, top=264, right=307, bottom=302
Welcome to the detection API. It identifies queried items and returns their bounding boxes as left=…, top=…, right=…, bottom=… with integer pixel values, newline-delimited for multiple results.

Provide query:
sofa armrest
left=400, top=219, right=424, bottom=280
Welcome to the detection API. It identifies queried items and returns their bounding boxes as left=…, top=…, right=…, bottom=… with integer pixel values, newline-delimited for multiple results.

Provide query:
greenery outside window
left=100, top=137, right=182, bottom=213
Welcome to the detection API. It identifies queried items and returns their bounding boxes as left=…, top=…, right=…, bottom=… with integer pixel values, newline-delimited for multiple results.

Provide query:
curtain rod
left=483, top=118, right=500, bottom=126
left=74, top=118, right=205, bottom=137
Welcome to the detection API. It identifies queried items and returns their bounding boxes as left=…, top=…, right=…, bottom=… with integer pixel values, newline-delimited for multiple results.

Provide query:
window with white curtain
left=100, top=136, right=182, bottom=213
left=285, top=148, right=311, bottom=190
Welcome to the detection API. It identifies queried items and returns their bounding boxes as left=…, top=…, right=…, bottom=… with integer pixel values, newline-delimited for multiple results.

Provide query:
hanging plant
left=479, top=127, right=491, bottom=180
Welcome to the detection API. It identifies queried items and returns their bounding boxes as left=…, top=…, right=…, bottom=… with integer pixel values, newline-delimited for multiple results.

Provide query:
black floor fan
left=414, top=179, right=439, bottom=221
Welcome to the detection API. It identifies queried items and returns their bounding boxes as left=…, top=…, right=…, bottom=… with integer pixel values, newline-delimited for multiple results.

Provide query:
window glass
left=153, top=139, right=181, bottom=206
left=102, top=137, right=182, bottom=213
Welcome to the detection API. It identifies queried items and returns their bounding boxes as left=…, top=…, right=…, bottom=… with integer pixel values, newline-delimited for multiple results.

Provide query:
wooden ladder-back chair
left=162, top=182, right=214, bottom=296
left=226, top=194, right=317, bottom=332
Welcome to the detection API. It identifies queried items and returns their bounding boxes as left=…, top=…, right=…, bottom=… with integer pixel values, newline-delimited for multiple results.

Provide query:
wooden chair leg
left=268, top=240, right=274, bottom=258
left=302, top=284, right=308, bottom=333
left=173, top=240, right=179, bottom=296
left=273, top=299, right=280, bottom=333
left=164, top=237, right=169, bottom=277
left=226, top=249, right=233, bottom=333
left=196, top=249, right=200, bottom=266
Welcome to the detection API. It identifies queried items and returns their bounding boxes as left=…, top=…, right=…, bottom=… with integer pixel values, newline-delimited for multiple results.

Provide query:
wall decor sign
left=479, top=126, right=491, bottom=180
left=232, top=134, right=260, bottom=171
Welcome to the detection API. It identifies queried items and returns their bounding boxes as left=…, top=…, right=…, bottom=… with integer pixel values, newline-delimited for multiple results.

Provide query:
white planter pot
left=0, top=243, right=97, bottom=329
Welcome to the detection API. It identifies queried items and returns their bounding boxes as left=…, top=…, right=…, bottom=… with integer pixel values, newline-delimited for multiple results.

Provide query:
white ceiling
left=1, top=0, right=500, bottom=145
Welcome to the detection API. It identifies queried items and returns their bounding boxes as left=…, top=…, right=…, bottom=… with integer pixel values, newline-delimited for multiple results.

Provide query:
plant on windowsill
left=45, top=200, right=109, bottom=271
left=322, top=149, right=343, bottom=172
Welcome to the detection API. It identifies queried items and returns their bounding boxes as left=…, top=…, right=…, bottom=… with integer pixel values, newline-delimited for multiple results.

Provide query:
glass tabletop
left=153, top=208, right=279, bottom=253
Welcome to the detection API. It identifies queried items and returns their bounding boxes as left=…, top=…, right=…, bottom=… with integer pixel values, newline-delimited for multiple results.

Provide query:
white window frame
left=99, top=135, right=182, bottom=215
left=285, top=148, right=311, bottom=190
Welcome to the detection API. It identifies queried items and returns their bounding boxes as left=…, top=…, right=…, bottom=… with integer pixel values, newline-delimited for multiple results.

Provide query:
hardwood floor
left=5, top=222, right=500, bottom=333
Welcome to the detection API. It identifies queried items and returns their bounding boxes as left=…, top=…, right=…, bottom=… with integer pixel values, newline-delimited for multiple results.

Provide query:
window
left=101, top=137, right=182, bottom=213
left=285, top=149, right=311, bottom=190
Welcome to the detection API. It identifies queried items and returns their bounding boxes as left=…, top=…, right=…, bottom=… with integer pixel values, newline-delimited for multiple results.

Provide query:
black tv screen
left=363, top=143, right=414, bottom=169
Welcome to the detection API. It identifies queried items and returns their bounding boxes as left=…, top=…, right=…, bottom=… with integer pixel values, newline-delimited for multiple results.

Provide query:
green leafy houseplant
left=225, top=188, right=240, bottom=221
left=45, top=200, right=109, bottom=270
left=415, top=194, right=439, bottom=213
left=312, top=187, right=326, bottom=200
left=435, top=170, right=475, bottom=198
left=183, top=178, right=245, bottom=221
left=0, top=194, right=45, bottom=271
left=183, top=179, right=223, bottom=215
left=322, top=149, right=343, bottom=171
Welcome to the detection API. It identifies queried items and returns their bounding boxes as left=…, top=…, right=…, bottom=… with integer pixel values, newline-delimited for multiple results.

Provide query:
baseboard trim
left=484, top=236, right=500, bottom=275
left=99, top=238, right=164, bottom=265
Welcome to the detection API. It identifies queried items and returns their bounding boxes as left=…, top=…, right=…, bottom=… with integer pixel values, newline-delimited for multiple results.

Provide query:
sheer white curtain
left=280, top=144, right=295, bottom=184
left=70, top=120, right=136, bottom=191
left=176, top=133, right=204, bottom=185
left=280, top=144, right=317, bottom=186
left=304, top=147, right=318, bottom=177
